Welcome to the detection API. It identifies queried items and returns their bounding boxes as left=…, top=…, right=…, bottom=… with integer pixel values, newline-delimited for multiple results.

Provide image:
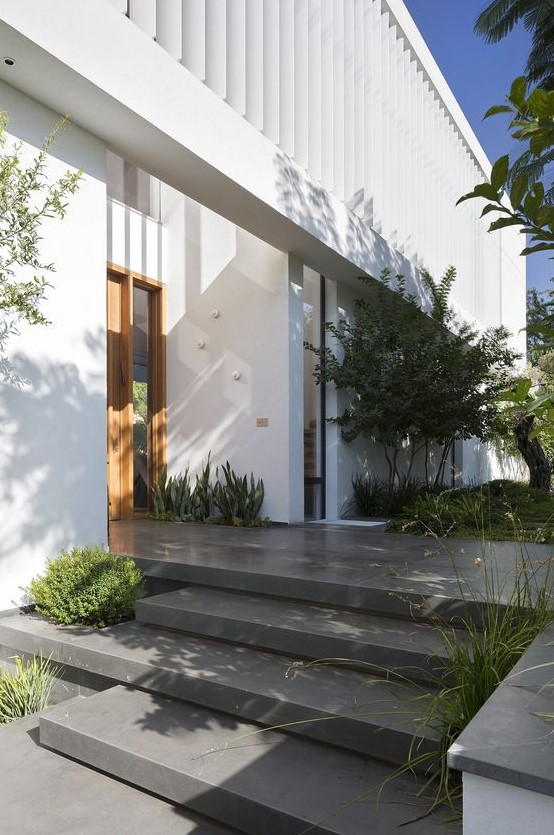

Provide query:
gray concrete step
left=136, top=587, right=458, bottom=682
left=0, top=713, right=237, bottom=835
left=39, top=686, right=456, bottom=835
left=0, top=614, right=439, bottom=766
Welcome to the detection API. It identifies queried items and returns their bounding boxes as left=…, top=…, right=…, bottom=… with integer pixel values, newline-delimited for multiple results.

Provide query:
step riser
left=135, top=599, right=442, bottom=684
left=133, top=557, right=471, bottom=623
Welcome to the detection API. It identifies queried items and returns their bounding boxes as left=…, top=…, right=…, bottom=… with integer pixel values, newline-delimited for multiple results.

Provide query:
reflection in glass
left=133, top=287, right=149, bottom=509
left=303, top=270, right=324, bottom=519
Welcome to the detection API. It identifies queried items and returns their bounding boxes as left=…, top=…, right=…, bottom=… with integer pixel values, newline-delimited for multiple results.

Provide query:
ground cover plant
left=28, top=545, right=144, bottom=627
left=0, top=654, right=58, bottom=723
left=386, top=479, right=554, bottom=542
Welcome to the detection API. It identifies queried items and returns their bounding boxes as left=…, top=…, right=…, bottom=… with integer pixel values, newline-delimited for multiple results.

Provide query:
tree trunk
left=514, top=415, right=551, bottom=492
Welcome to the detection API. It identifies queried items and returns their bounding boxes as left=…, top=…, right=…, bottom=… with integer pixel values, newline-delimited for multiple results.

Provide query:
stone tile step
left=136, top=587, right=459, bottom=683
left=0, top=614, right=439, bottom=766
left=0, top=713, right=238, bottom=835
left=130, top=549, right=474, bottom=624
left=39, top=686, right=458, bottom=835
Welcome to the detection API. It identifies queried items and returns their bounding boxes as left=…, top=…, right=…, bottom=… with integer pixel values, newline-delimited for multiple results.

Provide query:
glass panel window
left=132, top=286, right=149, bottom=509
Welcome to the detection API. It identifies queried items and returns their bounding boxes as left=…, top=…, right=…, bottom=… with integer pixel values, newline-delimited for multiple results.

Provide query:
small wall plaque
left=256, top=418, right=269, bottom=428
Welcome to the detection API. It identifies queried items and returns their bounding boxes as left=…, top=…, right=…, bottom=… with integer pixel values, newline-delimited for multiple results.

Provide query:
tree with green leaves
left=457, top=77, right=554, bottom=250
left=0, top=112, right=81, bottom=382
left=474, top=0, right=554, bottom=90
left=305, top=268, right=518, bottom=489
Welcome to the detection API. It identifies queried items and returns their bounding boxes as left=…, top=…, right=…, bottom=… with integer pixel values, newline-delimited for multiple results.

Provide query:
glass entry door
left=107, top=267, right=165, bottom=519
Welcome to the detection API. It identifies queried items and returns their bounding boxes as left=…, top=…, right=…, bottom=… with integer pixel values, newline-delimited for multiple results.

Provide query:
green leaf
left=483, top=104, right=514, bottom=119
left=488, top=216, right=523, bottom=232
left=527, top=88, right=552, bottom=118
left=508, top=76, right=527, bottom=110
left=509, top=173, right=529, bottom=210
left=521, top=243, right=554, bottom=256
left=490, top=155, right=510, bottom=191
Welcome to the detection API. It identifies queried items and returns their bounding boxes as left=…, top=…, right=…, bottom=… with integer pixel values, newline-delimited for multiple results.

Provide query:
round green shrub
left=29, top=546, right=144, bottom=628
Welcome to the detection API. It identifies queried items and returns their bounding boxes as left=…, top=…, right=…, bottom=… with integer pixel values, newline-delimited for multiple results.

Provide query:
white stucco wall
left=161, top=184, right=293, bottom=523
left=463, top=773, right=554, bottom=835
left=0, top=83, right=107, bottom=609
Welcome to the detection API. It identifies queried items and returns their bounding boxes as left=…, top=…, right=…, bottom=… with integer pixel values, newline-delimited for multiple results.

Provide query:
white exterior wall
left=0, top=83, right=107, bottom=609
left=463, top=774, right=554, bottom=835
left=163, top=186, right=293, bottom=523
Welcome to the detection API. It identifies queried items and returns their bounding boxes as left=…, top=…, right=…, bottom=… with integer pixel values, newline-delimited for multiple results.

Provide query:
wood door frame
left=107, top=263, right=166, bottom=519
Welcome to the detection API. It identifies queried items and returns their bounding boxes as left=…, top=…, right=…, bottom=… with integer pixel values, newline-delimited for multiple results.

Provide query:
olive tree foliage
left=0, top=112, right=81, bottom=383
left=305, top=268, right=519, bottom=489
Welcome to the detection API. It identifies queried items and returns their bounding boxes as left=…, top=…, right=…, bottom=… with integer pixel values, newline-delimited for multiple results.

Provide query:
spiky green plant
left=151, top=466, right=195, bottom=520
left=193, top=453, right=216, bottom=521
left=214, top=461, right=265, bottom=524
left=0, top=654, right=58, bottom=723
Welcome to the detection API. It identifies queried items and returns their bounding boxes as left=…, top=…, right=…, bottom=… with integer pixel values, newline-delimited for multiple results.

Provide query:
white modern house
left=0, top=0, right=525, bottom=610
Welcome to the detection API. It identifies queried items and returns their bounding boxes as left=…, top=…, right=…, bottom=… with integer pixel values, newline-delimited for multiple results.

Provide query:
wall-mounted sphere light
left=196, top=339, right=206, bottom=349
left=211, top=309, right=220, bottom=319
left=232, top=370, right=241, bottom=381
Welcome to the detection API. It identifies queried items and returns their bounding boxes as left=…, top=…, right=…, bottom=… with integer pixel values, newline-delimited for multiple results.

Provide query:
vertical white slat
left=320, top=0, right=334, bottom=192
left=294, top=0, right=309, bottom=170
left=332, top=0, right=345, bottom=201
left=182, top=0, right=206, bottom=78
left=308, top=0, right=322, bottom=182
left=108, top=0, right=127, bottom=13
left=343, top=0, right=355, bottom=207
left=226, top=0, right=246, bottom=114
left=156, top=0, right=182, bottom=59
left=367, top=0, right=383, bottom=231
left=279, top=0, right=295, bottom=157
left=263, top=0, right=280, bottom=144
left=363, top=0, right=374, bottom=225
left=352, top=0, right=364, bottom=216
left=246, top=0, right=264, bottom=129
left=205, top=0, right=227, bottom=98
left=129, top=0, right=156, bottom=37
left=380, top=9, right=390, bottom=241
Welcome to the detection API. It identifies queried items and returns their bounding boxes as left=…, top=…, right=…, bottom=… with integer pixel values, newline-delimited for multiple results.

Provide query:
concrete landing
left=111, top=520, right=550, bottom=622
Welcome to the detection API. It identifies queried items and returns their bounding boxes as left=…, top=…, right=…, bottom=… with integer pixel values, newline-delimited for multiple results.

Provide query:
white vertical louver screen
left=117, top=0, right=501, bottom=322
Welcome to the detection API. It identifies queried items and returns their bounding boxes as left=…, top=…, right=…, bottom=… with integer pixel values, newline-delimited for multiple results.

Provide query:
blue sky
left=403, top=0, right=552, bottom=293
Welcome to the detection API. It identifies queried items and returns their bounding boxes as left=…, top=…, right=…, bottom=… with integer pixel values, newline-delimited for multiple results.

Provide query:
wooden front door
left=107, top=266, right=166, bottom=520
